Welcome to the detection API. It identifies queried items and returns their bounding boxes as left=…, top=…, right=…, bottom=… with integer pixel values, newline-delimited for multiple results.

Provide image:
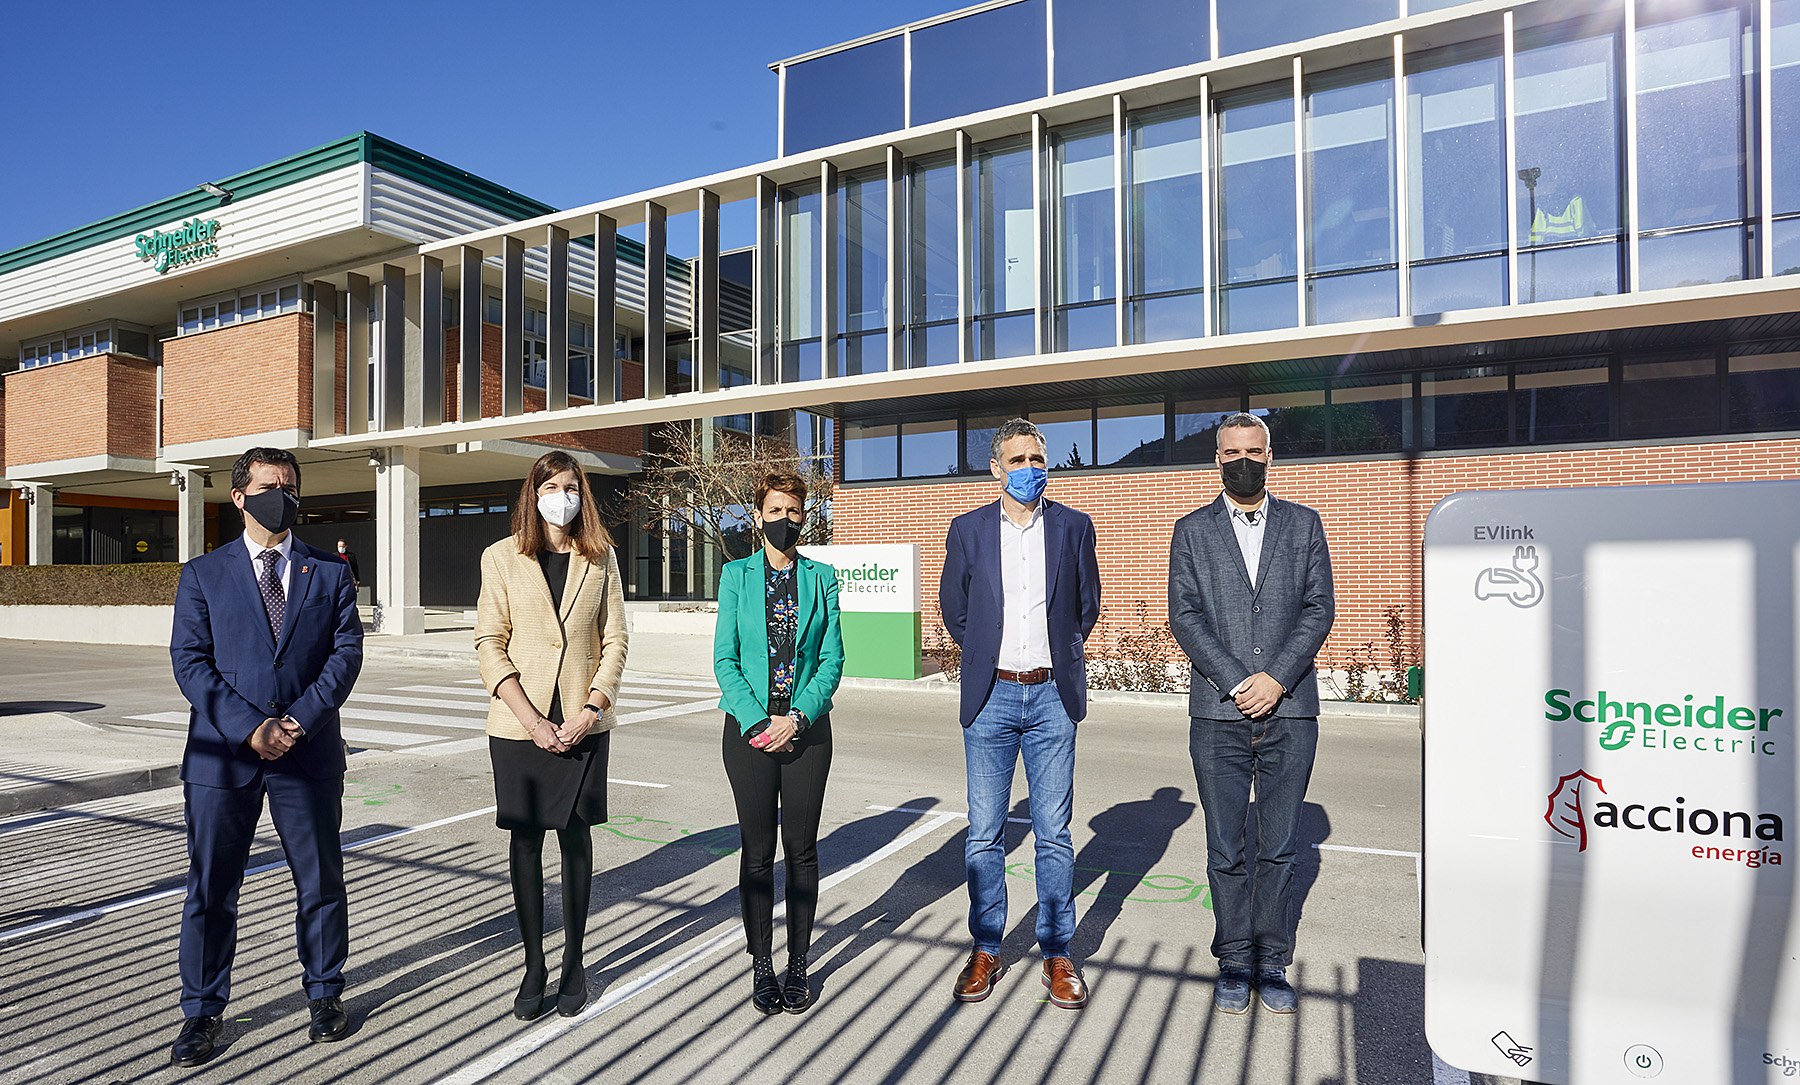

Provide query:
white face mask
left=537, top=491, right=581, bottom=528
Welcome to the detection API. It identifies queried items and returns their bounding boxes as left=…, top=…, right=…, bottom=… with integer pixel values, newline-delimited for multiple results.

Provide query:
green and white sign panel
left=1424, top=481, right=1799, bottom=1083
left=800, top=543, right=920, bottom=681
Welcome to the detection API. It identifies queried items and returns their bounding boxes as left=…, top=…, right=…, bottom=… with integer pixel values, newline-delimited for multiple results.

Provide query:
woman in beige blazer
left=475, top=450, right=627, bottom=1022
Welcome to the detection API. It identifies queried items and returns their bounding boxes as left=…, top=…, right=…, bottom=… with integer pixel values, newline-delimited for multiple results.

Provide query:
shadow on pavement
left=0, top=701, right=105, bottom=716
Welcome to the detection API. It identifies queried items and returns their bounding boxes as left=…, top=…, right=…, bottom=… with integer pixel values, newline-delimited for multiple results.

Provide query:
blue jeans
left=964, top=678, right=1077, bottom=958
left=1189, top=714, right=1318, bottom=968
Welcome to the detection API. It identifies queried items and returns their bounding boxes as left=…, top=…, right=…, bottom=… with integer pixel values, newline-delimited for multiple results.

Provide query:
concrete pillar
left=374, top=446, right=424, bottom=635
left=177, top=470, right=205, bottom=562
left=25, top=485, right=52, bottom=565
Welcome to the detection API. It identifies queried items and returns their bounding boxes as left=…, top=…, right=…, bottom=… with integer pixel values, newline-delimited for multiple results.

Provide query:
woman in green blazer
left=714, top=471, right=844, bottom=1016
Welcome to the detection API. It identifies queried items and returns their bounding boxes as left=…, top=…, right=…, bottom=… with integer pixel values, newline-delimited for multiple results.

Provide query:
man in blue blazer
left=940, top=419, right=1100, bottom=1010
left=1168, top=413, right=1335, bottom=1017
left=167, top=447, right=363, bottom=1066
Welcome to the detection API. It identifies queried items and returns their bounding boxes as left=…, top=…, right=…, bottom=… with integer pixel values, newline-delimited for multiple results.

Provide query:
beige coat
left=475, top=538, right=628, bottom=740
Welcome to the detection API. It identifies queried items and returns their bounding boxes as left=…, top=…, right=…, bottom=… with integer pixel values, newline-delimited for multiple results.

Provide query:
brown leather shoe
left=953, top=950, right=1006, bottom=1002
left=1041, top=957, right=1088, bottom=1009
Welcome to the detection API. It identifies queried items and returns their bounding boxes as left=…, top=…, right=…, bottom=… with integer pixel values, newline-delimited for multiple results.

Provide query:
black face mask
left=1219, top=457, right=1268, bottom=501
left=761, top=515, right=802, bottom=553
left=241, top=488, right=299, bottom=535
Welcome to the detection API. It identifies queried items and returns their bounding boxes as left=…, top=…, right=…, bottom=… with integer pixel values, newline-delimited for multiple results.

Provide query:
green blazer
left=713, top=552, right=844, bottom=734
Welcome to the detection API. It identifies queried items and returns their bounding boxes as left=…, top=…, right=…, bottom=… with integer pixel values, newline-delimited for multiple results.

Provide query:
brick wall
left=3, top=354, right=157, bottom=467
left=832, top=439, right=1800, bottom=668
left=163, top=314, right=310, bottom=446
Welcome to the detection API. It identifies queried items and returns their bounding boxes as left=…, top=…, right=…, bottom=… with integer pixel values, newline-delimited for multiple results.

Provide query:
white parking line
left=351, top=693, right=509, bottom=712
left=431, top=810, right=962, bottom=1085
left=0, top=806, right=498, bottom=945
left=614, top=702, right=719, bottom=726
left=394, top=685, right=492, bottom=697
left=867, top=802, right=1032, bottom=826
left=340, top=708, right=486, bottom=729
left=623, top=676, right=721, bottom=690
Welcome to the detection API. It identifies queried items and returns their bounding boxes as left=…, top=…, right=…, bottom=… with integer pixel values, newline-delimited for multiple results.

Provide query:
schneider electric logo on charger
left=831, top=563, right=903, bottom=595
left=1544, top=688, right=1785, bottom=758
left=1544, top=769, right=1784, bottom=868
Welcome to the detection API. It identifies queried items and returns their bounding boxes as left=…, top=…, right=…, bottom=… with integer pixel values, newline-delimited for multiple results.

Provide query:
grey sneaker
left=1255, top=966, right=1297, bottom=1013
left=1213, top=962, right=1252, bottom=1014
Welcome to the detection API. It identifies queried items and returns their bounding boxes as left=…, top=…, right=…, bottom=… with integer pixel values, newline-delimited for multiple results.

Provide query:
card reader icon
left=1491, top=1031, right=1533, bottom=1068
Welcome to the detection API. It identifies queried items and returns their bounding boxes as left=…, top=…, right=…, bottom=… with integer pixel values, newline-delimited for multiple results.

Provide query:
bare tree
left=621, top=422, right=834, bottom=564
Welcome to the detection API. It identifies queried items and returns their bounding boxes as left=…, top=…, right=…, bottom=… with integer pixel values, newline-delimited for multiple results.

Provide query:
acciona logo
left=1544, top=770, right=1785, bottom=865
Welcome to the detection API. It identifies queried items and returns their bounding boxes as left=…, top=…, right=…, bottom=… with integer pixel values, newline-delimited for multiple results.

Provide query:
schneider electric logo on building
left=136, top=217, right=221, bottom=274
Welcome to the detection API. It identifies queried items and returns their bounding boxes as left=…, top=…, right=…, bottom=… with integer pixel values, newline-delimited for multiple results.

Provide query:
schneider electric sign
left=1424, top=481, right=1798, bottom=1084
left=799, top=543, right=920, bottom=681
left=135, top=217, right=221, bottom=274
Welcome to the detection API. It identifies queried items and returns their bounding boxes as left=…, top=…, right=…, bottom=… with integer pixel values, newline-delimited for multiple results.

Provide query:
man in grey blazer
left=1168, top=412, right=1335, bottom=1016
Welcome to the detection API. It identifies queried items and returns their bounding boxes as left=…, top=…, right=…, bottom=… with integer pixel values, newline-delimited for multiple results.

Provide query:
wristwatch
left=790, top=709, right=809, bottom=734
left=582, top=701, right=604, bottom=715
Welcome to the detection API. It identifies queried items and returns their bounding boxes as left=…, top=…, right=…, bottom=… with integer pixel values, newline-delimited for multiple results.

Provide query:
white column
left=374, top=446, right=424, bottom=634
left=177, top=470, right=205, bottom=562
left=25, top=485, right=52, bottom=565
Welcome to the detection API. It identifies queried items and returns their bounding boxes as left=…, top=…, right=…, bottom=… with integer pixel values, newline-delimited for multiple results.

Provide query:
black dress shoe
left=171, top=1015, right=221, bottom=1067
left=308, top=996, right=349, bottom=1043
left=556, top=970, right=589, bottom=1018
left=750, top=955, right=782, bottom=1016
left=513, top=973, right=552, bottom=1021
left=781, top=953, right=812, bottom=1014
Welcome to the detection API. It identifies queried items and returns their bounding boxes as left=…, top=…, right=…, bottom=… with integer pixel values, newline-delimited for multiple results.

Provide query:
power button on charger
left=1624, top=1044, right=1663, bottom=1078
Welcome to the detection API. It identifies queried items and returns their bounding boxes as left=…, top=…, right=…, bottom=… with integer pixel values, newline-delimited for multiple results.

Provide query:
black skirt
left=490, top=730, right=610, bottom=831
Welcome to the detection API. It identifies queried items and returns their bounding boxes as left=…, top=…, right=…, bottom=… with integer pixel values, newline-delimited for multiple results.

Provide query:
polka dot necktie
left=258, top=550, right=286, bottom=641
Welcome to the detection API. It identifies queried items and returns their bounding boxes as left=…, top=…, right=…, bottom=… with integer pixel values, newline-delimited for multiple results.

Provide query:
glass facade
left=1217, top=88, right=1298, bottom=334
left=1514, top=23, right=1623, bottom=302
left=1054, top=121, right=1117, bottom=350
left=1129, top=102, right=1206, bottom=343
left=973, top=138, right=1036, bottom=360
left=1635, top=2, right=1748, bottom=288
left=1407, top=44, right=1507, bottom=313
left=1218, top=0, right=1397, bottom=59
left=837, top=169, right=889, bottom=375
left=1305, top=67, right=1398, bottom=324
left=1778, top=0, right=1800, bottom=274
left=780, top=185, right=822, bottom=381
left=911, top=0, right=1046, bottom=126
left=907, top=154, right=959, bottom=366
left=784, top=37, right=904, bottom=155
left=1054, top=0, right=1208, bottom=93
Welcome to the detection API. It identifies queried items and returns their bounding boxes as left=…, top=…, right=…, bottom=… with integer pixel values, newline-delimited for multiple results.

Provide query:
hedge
left=0, top=563, right=183, bottom=606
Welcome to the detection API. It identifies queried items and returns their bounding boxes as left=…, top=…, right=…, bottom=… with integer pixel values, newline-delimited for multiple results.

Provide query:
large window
left=907, top=154, right=959, bottom=366
left=1622, top=356, right=1718, bottom=438
left=1514, top=23, right=1623, bottom=302
left=1217, top=87, right=1299, bottom=333
left=1407, top=44, right=1508, bottom=314
left=1728, top=351, right=1800, bottom=430
left=1054, top=121, right=1117, bottom=350
left=1635, top=3, right=1749, bottom=289
left=1305, top=67, right=1398, bottom=324
left=783, top=37, right=904, bottom=156
left=900, top=415, right=960, bottom=477
left=1514, top=358, right=1609, bottom=443
left=780, top=184, right=822, bottom=381
left=911, top=0, right=1046, bottom=127
left=973, top=137, right=1036, bottom=360
left=843, top=421, right=897, bottom=480
left=1218, top=0, right=1398, bottom=58
left=1252, top=388, right=1328, bottom=455
left=1421, top=368, right=1508, bottom=448
left=1332, top=374, right=1411, bottom=452
left=19, top=321, right=150, bottom=368
left=1054, top=0, right=1209, bottom=93
left=837, top=169, right=889, bottom=375
left=1097, top=398, right=1169, bottom=465
left=179, top=279, right=303, bottom=335
left=1129, top=102, right=1206, bottom=342
left=1769, top=0, right=1800, bottom=274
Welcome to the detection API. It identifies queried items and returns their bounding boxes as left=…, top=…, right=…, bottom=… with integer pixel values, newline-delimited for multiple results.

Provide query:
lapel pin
left=301, top=565, right=310, bottom=573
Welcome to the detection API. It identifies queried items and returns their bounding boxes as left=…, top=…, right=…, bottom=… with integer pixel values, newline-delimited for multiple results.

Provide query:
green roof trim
left=0, top=133, right=561, bottom=278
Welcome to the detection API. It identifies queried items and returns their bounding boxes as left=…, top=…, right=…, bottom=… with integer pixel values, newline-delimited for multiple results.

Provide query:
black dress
left=489, top=549, right=610, bottom=831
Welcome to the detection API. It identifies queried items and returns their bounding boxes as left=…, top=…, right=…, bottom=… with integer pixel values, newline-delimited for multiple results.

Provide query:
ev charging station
left=1423, top=481, right=1799, bottom=1083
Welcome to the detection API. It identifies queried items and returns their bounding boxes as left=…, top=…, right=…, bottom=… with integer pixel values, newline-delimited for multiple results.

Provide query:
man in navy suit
left=940, top=419, right=1100, bottom=1010
left=167, top=447, right=363, bottom=1066
left=1169, top=413, right=1334, bottom=1016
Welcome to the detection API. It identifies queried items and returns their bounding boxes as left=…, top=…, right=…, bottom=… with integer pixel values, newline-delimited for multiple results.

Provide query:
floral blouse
left=765, top=560, right=799, bottom=718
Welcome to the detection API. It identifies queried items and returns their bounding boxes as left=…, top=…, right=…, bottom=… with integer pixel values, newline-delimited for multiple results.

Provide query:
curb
left=0, top=764, right=184, bottom=817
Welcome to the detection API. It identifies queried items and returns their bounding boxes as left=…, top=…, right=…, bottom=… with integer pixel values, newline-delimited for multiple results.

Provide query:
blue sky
left=0, top=0, right=951, bottom=255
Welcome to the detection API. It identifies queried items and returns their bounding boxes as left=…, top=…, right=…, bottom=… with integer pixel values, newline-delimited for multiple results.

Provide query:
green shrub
left=0, top=563, right=183, bottom=606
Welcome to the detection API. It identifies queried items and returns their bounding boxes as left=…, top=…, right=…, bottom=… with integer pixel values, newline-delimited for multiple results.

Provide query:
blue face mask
left=1003, top=465, right=1048, bottom=504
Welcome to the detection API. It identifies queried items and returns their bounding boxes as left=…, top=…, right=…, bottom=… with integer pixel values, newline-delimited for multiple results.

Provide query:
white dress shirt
left=242, top=531, right=295, bottom=597
left=997, top=501, right=1053, bottom=671
left=1226, top=493, right=1269, bottom=589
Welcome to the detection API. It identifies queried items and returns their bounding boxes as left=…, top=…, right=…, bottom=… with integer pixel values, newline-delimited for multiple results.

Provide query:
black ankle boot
left=782, top=951, right=812, bottom=1014
left=751, top=955, right=782, bottom=1015
left=513, top=964, right=551, bottom=1021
